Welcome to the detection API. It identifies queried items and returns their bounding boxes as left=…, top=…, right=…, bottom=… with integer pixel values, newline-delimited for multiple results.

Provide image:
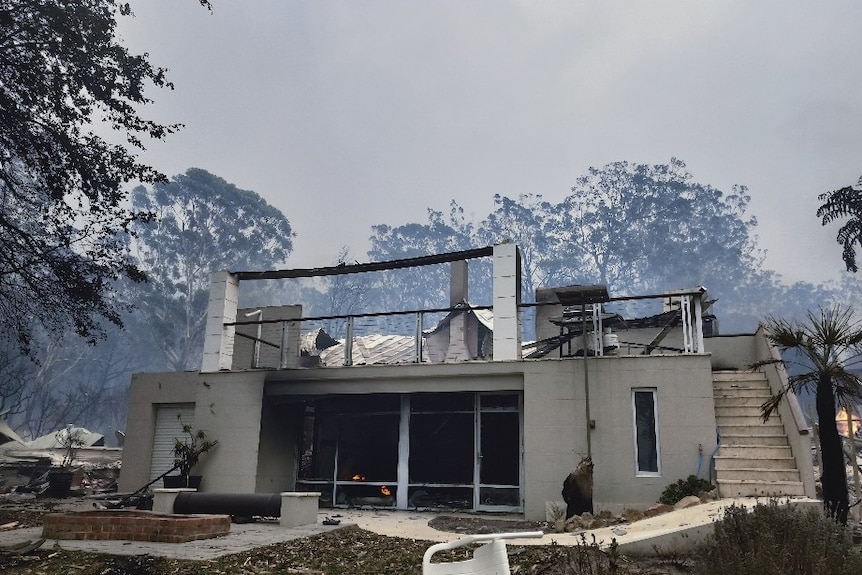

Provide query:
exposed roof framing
left=234, top=246, right=495, bottom=281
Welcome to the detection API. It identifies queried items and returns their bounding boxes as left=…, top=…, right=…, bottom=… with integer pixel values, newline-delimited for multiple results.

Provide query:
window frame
left=631, top=388, right=661, bottom=477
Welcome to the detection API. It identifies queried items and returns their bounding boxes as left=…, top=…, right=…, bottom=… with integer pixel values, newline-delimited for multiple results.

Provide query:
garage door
left=149, top=403, right=195, bottom=481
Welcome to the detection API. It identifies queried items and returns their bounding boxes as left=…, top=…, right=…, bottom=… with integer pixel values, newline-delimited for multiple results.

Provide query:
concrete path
left=0, top=497, right=820, bottom=560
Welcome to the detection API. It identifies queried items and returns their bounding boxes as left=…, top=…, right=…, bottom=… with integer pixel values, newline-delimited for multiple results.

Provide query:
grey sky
left=121, top=1, right=862, bottom=285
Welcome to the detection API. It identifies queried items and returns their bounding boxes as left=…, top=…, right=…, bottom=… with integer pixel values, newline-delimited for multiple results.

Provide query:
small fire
left=352, top=474, right=366, bottom=481
left=836, top=407, right=861, bottom=437
left=380, top=485, right=392, bottom=496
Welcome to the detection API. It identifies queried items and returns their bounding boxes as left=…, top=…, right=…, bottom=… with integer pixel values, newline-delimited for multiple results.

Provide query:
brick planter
left=42, top=510, right=230, bottom=543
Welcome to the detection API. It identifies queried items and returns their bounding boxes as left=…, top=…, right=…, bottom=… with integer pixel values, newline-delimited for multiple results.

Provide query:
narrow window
left=632, top=389, right=660, bottom=476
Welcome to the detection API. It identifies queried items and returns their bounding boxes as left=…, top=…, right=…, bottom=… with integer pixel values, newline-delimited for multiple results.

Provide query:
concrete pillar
left=450, top=260, right=468, bottom=303
left=152, top=488, right=197, bottom=514
left=280, top=492, right=321, bottom=527
left=492, top=243, right=522, bottom=360
left=201, top=271, right=240, bottom=372
left=446, top=260, right=471, bottom=361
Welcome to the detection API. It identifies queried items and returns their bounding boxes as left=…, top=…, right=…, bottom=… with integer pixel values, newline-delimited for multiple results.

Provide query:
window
left=632, top=389, right=660, bottom=476
left=295, top=391, right=523, bottom=511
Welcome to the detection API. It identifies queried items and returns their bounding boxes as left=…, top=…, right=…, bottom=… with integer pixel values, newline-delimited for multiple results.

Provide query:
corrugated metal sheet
left=474, top=308, right=494, bottom=330
left=308, top=305, right=494, bottom=366
left=423, top=303, right=494, bottom=335
left=300, top=327, right=340, bottom=356
left=28, top=426, right=103, bottom=449
left=319, top=335, right=424, bottom=366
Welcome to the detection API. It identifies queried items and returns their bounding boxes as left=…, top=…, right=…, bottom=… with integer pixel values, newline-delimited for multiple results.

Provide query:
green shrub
left=659, top=475, right=714, bottom=505
left=693, top=500, right=862, bottom=575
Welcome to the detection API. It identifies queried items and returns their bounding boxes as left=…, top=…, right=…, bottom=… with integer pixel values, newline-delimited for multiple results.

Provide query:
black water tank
left=173, top=492, right=281, bottom=517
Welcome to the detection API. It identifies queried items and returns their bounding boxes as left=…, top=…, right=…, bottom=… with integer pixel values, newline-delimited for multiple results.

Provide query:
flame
left=380, top=485, right=392, bottom=496
left=352, top=474, right=366, bottom=481
left=836, top=407, right=861, bottom=437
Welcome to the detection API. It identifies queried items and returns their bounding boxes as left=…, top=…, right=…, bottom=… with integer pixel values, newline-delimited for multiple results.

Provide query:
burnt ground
left=428, top=513, right=547, bottom=534
left=0, top=497, right=690, bottom=575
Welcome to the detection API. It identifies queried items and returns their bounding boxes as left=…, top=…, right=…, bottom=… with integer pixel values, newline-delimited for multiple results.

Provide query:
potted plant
left=47, top=425, right=86, bottom=498
left=163, top=420, right=218, bottom=489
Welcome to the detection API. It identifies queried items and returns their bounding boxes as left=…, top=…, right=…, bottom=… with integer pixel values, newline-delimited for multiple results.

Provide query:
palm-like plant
left=817, top=176, right=862, bottom=272
left=172, top=422, right=218, bottom=487
left=756, top=305, right=862, bottom=524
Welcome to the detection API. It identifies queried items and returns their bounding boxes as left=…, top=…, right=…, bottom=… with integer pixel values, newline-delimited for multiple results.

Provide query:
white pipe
left=244, top=310, right=263, bottom=368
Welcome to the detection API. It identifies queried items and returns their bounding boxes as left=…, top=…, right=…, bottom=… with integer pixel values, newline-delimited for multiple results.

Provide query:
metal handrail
left=227, top=289, right=708, bottom=368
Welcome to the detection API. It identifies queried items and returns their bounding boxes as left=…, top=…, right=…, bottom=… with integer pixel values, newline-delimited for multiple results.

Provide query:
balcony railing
left=227, top=288, right=709, bottom=369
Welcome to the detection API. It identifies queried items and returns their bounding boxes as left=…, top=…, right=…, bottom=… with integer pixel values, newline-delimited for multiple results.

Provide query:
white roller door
left=149, top=403, right=195, bottom=481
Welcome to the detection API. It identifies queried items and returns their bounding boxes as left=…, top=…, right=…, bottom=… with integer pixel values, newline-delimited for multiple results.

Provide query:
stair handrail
left=757, top=326, right=810, bottom=437
left=754, top=326, right=817, bottom=498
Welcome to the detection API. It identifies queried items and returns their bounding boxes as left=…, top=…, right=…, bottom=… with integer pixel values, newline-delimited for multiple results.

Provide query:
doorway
left=475, top=393, right=522, bottom=511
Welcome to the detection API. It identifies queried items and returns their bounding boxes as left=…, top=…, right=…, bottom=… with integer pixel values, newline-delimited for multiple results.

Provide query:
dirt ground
left=0, top=496, right=690, bottom=575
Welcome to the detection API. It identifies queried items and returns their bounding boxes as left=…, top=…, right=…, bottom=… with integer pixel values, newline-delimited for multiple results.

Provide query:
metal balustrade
left=227, top=288, right=709, bottom=368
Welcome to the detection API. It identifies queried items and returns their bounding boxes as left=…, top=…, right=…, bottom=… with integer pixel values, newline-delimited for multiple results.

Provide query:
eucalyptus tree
left=366, top=159, right=801, bottom=333
left=368, top=203, right=477, bottom=312
left=476, top=194, right=567, bottom=302
left=319, top=246, right=372, bottom=337
left=131, top=168, right=294, bottom=371
left=756, top=305, right=862, bottom=524
left=558, top=159, right=760, bottom=294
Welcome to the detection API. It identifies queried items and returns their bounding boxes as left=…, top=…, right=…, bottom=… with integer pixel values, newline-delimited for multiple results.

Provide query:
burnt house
left=119, top=244, right=815, bottom=519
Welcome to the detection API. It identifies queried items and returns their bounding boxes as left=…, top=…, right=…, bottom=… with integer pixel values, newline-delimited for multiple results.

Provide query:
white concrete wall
left=522, top=354, right=717, bottom=518
left=193, top=371, right=267, bottom=493
left=704, top=334, right=757, bottom=370
left=118, top=372, right=199, bottom=493
left=586, top=354, right=716, bottom=515
left=125, top=353, right=718, bottom=519
left=265, top=354, right=716, bottom=519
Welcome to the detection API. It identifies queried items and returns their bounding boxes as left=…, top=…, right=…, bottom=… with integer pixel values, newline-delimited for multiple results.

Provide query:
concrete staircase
left=712, top=371, right=806, bottom=497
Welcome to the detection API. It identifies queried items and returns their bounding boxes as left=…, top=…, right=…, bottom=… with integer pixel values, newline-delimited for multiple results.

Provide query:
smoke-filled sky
left=120, top=0, right=862, bottom=285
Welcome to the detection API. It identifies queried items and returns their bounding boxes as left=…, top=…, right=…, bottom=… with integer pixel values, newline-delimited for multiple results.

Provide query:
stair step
left=718, top=444, right=792, bottom=457
left=714, top=388, right=772, bottom=398
left=718, top=423, right=786, bottom=436
left=714, top=455, right=799, bottom=470
left=715, top=405, right=769, bottom=417
left=713, top=386, right=769, bottom=394
left=715, top=415, right=785, bottom=427
left=716, top=479, right=806, bottom=498
left=714, top=396, right=771, bottom=408
left=716, top=468, right=802, bottom=482
left=711, top=370, right=806, bottom=498
left=720, top=434, right=789, bottom=447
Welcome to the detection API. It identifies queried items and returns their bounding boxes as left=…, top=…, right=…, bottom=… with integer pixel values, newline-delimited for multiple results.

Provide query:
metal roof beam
left=234, top=246, right=494, bottom=281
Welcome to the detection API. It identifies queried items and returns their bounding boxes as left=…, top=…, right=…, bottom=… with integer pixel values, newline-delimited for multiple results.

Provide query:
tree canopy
left=0, top=0, right=179, bottom=354
left=1, top=165, right=297, bottom=437
left=559, top=159, right=760, bottom=295
left=368, top=204, right=477, bottom=312
left=131, top=168, right=295, bottom=370
left=368, top=159, right=782, bottom=332
left=817, top=175, right=862, bottom=273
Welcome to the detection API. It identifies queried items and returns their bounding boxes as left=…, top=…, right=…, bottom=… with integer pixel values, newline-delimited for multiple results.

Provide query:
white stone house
left=118, top=243, right=816, bottom=520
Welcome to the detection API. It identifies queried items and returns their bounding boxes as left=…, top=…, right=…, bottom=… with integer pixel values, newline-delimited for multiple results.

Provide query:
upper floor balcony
left=200, top=244, right=713, bottom=372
